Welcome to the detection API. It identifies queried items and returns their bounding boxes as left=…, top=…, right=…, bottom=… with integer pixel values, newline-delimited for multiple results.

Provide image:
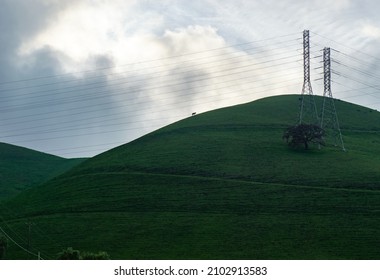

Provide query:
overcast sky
left=1, top=0, right=380, bottom=158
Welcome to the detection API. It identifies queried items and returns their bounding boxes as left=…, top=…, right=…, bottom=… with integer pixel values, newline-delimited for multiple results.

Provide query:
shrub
left=57, top=247, right=110, bottom=260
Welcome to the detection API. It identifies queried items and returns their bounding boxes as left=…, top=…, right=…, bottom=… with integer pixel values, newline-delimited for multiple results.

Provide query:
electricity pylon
left=299, top=30, right=319, bottom=125
left=320, top=47, right=346, bottom=151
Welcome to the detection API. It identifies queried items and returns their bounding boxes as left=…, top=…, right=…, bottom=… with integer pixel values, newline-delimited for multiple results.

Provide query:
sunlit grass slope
left=2, top=95, right=380, bottom=260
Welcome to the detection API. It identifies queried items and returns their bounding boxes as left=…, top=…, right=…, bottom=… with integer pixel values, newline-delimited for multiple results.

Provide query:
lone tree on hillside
left=283, top=123, right=325, bottom=150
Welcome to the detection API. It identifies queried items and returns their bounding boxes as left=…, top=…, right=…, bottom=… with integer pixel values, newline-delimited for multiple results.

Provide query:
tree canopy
left=283, top=123, right=325, bottom=150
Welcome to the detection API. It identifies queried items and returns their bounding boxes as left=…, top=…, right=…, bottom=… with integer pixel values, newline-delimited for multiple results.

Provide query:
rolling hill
left=0, top=142, right=86, bottom=200
left=1, top=94, right=380, bottom=260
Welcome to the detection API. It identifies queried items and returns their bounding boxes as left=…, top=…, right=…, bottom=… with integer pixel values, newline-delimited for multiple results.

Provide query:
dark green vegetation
left=0, top=234, right=7, bottom=259
left=1, top=95, right=380, bottom=259
left=57, top=247, right=109, bottom=260
left=283, top=123, right=325, bottom=149
left=0, top=143, right=86, bottom=200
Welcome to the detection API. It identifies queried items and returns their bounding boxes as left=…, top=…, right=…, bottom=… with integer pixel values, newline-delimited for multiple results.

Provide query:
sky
left=1, top=0, right=380, bottom=158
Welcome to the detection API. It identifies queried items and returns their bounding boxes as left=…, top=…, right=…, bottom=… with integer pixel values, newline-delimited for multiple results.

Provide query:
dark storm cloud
left=0, top=0, right=75, bottom=81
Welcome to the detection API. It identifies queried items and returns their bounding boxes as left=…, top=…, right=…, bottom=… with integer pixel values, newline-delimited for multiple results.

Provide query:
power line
left=332, top=59, right=380, bottom=84
left=335, top=72, right=380, bottom=92
left=0, top=213, right=27, bottom=245
left=3, top=77, right=301, bottom=145
left=1, top=73, right=297, bottom=139
left=0, top=31, right=303, bottom=157
left=311, top=31, right=380, bottom=62
left=0, top=44, right=300, bottom=104
left=41, top=80, right=300, bottom=156
left=0, top=40, right=301, bottom=94
left=308, top=38, right=380, bottom=102
left=0, top=226, right=43, bottom=259
left=0, top=33, right=300, bottom=86
left=0, top=35, right=303, bottom=159
left=333, top=82, right=380, bottom=101
left=0, top=61, right=301, bottom=128
left=0, top=204, right=57, bottom=260
left=0, top=54, right=301, bottom=112
left=0, top=68, right=302, bottom=129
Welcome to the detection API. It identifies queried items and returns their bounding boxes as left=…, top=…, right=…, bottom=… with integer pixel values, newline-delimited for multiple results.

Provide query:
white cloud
left=18, top=1, right=228, bottom=72
left=312, top=0, right=351, bottom=11
left=361, top=23, right=380, bottom=39
left=19, top=0, right=143, bottom=71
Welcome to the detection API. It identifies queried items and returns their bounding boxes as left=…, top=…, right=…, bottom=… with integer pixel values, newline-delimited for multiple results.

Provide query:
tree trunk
left=304, top=141, right=308, bottom=150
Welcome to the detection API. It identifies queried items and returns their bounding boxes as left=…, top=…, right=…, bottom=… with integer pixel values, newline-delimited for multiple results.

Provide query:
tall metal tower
left=320, top=47, right=345, bottom=151
left=299, top=30, right=319, bottom=125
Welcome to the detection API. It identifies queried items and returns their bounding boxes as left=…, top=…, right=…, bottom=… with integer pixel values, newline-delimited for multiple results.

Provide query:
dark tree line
left=57, top=247, right=110, bottom=260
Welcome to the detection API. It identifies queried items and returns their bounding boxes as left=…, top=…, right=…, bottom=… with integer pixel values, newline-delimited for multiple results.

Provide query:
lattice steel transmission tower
left=320, top=47, right=346, bottom=151
left=299, top=30, right=319, bottom=125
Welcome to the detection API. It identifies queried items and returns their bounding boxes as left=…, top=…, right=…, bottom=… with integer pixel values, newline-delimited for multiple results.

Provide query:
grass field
left=0, top=142, right=85, bottom=200
left=1, top=94, right=380, bottom=259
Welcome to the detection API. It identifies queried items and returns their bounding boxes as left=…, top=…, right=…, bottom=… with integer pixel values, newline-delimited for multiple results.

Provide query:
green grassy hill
left=1, top=94, right=380, bottom=260
left=0, top=142, right=86, bottom=200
